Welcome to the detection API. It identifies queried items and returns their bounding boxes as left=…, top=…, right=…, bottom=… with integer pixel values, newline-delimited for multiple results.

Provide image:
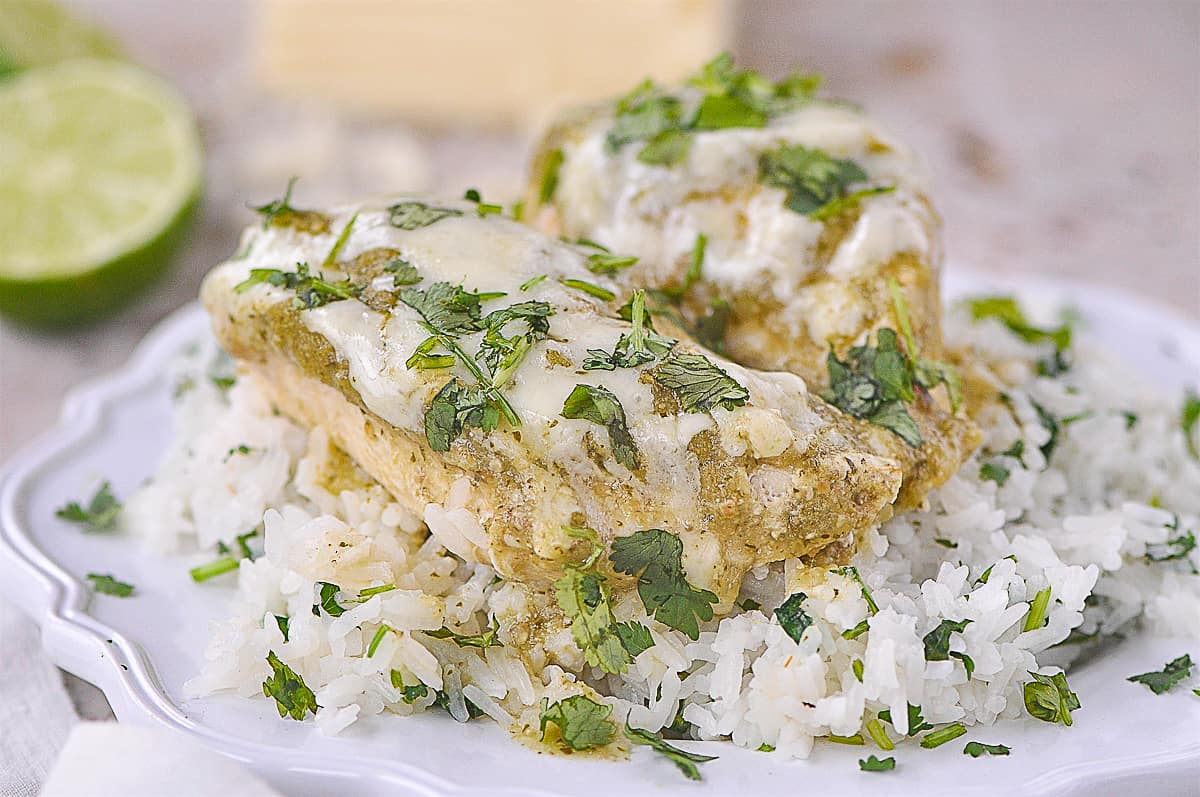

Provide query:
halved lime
left=0, top=0, right=124, bottom=72
left=0, top=59, right=203, bottom=327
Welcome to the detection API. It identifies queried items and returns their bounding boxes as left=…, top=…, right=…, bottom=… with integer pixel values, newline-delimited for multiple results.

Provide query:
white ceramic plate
left=2, top=270, right=1199, bottom=797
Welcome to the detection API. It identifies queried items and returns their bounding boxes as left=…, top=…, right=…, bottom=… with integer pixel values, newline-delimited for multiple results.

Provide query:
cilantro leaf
left=878, top=703, right=932, bottom=736
left=821, top=328, right=923, bottom=447
left=832, top=565, right=879, bottom=614
left=758, top=144, right=873, bottom=217
left=652, top=351, right=749, bottom=413
left=583, top=290, right=675, bottom=371
left=384, top=257, right=421, bottom=287
left=56, top=481, right=121, bottom=532
left=398, top=281, right=489, bottom=335
left=966, top=296, right=1072, bottom=351
left=979, top=462, right=1010, bottom=485
left=691, top=93, right=766, bottom=130
left=463, top=187, right=503, bottom=217
left=477, top=300, right=554, bottom=384
left=250, top=177, right=299, bottom=229
left=637, top=129, right=692, bottom=167
left=923, top=618, right=970, bottom=661
left=624, top=723, right=717, bottom=781
left=561, top=384, right=641, bottom=470
left=86, top=573, right=135, bottom=597
left=963, top=741, right=1011, bottom=757
left=859, top=755, right=895, bottom=772
left=1023, top=671, right=1080, bottom=725
left=610, top=529, right=718, bottom=639
left=606, top=80, right=684, bottom=153
left=1127, top=654, right=1194, bottom=695
left=233, top=262, right=361, bottom=310
left=560, top=278, right=616, bottom=301
left=539, top=695, right=617, bottom=751
left=775, top=592, right=813, bottom=643
left=688, top=52, right=821, bottom=118
left=425, top=617, right=502, bottom=649
left=262, top=651, right=319, bottom=720
left=313, top=582, right=345, bottom=617
left=425, top=378, right=500, bottom=452
left=586, top=252, right=639, bottom=274
left=919, top=722, right=967, bottom=749
left=555, top=530, right=652, bottom=673
left=1183, top=389, right=1200, bottom=459
left=387, top=201, right=463, bottom=230
left=810, top=185, right=896, bottom=221
left=539, top=148, right=565, bottom=204
left=390, top=671, right=430, bottom=703
left=1145, top=515, right=1197, bottom=565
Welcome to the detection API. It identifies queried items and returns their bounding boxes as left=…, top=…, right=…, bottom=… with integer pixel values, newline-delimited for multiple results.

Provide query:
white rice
left=125, top=305, right=1200, bottom=759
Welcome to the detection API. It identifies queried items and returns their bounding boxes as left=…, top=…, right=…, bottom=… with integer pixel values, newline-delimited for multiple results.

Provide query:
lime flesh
left=0, top=59, right=203, bottom=327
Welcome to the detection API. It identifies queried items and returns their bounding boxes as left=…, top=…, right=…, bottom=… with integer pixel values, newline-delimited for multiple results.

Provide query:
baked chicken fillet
left=202, top=198, right=904, bottom=602
left=526, top=56, right=980, bottom=508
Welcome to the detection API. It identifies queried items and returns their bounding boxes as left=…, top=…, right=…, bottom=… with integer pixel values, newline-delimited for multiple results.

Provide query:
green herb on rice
left=1183, top=389, right=1200, bottom=459
left=425, top=617, right=502, bottom=649
left=539, top=695, right=617, bottom=751
left=262, top=651, right=319, bottom=720
left=832, top=565, right=879, bottom=614
left=775, top=592, right=814, bottom=643
left=390, top=671, right=430, bottom=703
left=878, top=704, right=932, bottom=736
left=919, top=722, right=967, bottom=749
left=1023, top=671, right=1079, bottom=725
left=314, top=581, right=346, bottom=617
left=610, top=529, right=719, bottom=640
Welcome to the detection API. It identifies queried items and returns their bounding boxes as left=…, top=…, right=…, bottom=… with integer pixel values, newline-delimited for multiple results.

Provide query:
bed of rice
left=123, top=303, right=1200, bottom=757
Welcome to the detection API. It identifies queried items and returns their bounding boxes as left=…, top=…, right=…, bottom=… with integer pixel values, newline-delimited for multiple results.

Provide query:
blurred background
left=0, top=0, right=1196, bottom=742
left=2, top=0, right=1198, bottom=462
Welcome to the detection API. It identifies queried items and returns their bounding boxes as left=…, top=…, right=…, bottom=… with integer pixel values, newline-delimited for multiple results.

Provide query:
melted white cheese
left=206, top=201, right=826, bottom=507
left=553, top=101, right=937, bottom=325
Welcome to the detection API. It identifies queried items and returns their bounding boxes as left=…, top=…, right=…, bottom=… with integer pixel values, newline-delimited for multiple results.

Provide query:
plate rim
left=2, top=271, right=1198, bottom=796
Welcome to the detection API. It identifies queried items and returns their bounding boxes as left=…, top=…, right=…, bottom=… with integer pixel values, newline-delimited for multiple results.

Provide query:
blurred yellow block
left=254, top=0, right=728, bottom=128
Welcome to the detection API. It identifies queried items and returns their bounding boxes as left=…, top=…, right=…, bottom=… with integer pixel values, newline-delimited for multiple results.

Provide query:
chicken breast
left=525, top=57, right=979, bottom=508
left=202, top=197, right=904, bottom=602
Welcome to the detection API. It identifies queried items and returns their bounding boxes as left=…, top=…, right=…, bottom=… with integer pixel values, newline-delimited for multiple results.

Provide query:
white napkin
left=38, top=723, right=283, bottom=797
left=0, top=601, right=76, bottom=797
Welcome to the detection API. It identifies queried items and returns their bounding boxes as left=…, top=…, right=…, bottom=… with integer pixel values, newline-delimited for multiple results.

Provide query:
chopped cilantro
left=1022, top=586, right=1052, bottom=632
left=585, top=252, right=639, bottom=274
left=367, top=624, right=391, bottom=657
left=859, top=755, right=895, bottom=772
left=322, top=213, right=357, bottom=266
left=262, top=651, right=319, bottom=720
left=878, top=704, right=931, bottom=736
left=539, top=695, right=617, bottom=751
left=384, top=257, right=421, bottom=287
left=390, top=671, right=430, bottom=704
left=189, top=557, right=239, bottom=583
left=519, top=274, right=547, bottom=292
left=864, top=717, right=894, bottom=750
left=555, top=527, right=652, bottom=673
left=688, top=52, right=821, bottom=118
left=1023, top=671, right=1079, bottom=725
left=314, top=582, right=345, bottom=617
left=539, top=148, right=565, bottom=204
left=833, top=565, right=879, bottom=614
left=852, top=659, right=864, bottom=682
left=826, top=733, right=865, bottom=745
left=692, top=92, right=766, bottom=130
left=560, top=278, right=616, bottom=302
left=56, top=481, right=121, bottom=532
left=652, top=351, right=749, bottom=413
left=963, top=741, right=1011, bottom=757
left=775, top=592, right=813, bottom=643
left=1032, top=401, right=1061, bottom=464
left=425, top=617, right=501, bottom=649
left=923, top=619, right=970, bottom=662
left=920, top=722, right=966, bottom=749
left=387, top=200, right=463, bottom=230
left=1127, top=654, right=1194, bottom=695
left=810, top=185, right=896, bottom=221
left=583, top=290, right=675, bottom=371
left=822, top=328, right=923, bottom=447
left=86, top=573, right=134, bottom=597
left=966, top=296, right=1072, bottom=351
left=1183, top=389, right=1200, bottom=459
left=233, top=262, right=361, bottom=310
left=979, top=462, right=1011, bottom=485
left=606, top=80, right=684, bottom=154
left=275, top=615, right=290, bottom=641
left=405, top=337, right=456, bottom=370
left=625, top=723, right=717, bottom=781
left=251, top=177, right=299, bottom=229
left=1145, top=515, right=1197, bottom=565
left=759, top=144, right=881, bottom=217
left=561, top=384, right=641, bottom=471
left=398, top=281, right=490, bottom=335
left=637, top=129, right=692, bottom=166
left=425, top=379, right=500, bottom=452
left=889, top=278, right=962, bottom=411
left=609, top=529, right=718, bottom=640
left=463, top=187, right=503, bottom=217
left=843, top=619, right=870, bottom=640
left=358, top=583, right=396, bottom=599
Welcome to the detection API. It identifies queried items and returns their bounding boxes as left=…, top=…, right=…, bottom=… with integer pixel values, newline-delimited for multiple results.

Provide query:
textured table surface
left=1, top=0, right=1197, bottom=729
